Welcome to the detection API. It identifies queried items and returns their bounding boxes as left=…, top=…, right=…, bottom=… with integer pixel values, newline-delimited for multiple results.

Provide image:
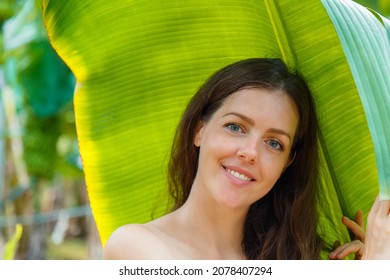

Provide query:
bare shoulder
left=103, top=223, right=169, bottom=259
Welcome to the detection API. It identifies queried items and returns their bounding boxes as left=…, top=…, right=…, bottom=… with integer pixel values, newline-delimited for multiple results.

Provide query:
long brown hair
left=168, top=58, right=324, bottom=259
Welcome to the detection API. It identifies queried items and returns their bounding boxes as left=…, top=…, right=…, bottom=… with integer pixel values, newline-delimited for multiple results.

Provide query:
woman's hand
left=329, top=210, right=365, bottom=260
left=362, top=196, right=390, bottom=259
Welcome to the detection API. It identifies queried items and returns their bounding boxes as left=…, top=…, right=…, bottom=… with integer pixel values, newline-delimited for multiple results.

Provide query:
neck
left=172, top=184, right=249, bottom=259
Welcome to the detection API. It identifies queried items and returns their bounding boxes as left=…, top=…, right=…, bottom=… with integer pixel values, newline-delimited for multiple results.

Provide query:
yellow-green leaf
left=42, top=0, right=388, bottom=254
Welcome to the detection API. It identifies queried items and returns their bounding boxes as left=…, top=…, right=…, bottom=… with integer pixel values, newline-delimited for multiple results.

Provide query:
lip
left=222, top=164, right=256, bottom=185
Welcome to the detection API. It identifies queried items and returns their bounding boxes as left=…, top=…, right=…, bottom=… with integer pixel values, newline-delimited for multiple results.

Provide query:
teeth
left=226, top=168, right=252, bottom=181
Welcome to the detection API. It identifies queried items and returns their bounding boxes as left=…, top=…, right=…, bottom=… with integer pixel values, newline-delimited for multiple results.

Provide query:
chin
left=215, top=191, right=251, bottom=210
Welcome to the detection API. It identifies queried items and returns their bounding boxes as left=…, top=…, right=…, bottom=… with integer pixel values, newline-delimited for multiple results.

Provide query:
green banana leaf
left=42, top=0, right=389, bottom=255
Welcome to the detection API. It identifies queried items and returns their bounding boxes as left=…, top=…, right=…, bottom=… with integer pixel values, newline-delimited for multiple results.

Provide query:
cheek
left=200, top=130, right=237, bottom=156
left=252, top=159, right=285, bottom=202
left=259, top=154, right=288, bottom=183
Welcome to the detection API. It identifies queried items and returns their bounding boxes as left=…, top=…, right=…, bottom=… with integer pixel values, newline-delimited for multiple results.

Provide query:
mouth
left=223, top=166, right=255, bottom=182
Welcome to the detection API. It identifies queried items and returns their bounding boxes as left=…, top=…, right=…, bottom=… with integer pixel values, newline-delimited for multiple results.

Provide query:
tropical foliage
left=0, top=0, right=388, bottom=259
left=1, top=0, right=96, bottom=259
left=3, top=224, right=22, bottom=260
left=41, top=0, right=389, bottom=259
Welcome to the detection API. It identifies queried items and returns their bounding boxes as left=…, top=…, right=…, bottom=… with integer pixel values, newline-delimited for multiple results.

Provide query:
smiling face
left=192, top=87, right=299, bottom=210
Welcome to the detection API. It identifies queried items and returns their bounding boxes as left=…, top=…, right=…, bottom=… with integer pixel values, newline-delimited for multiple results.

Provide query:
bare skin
left=362, top=197, right=390, bottom=259
left=104, top=193, right=248, bottom=259
left=104, top=88, right=297, bottom=260
left=104, top=87, right=390, bottom=260
left=330, top=196, right=390, bottom=260
left=329, top=210, right=365, bottom=260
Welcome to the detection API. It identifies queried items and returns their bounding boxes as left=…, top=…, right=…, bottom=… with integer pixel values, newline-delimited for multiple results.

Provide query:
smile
left=224, top=167, right=254, bottom=182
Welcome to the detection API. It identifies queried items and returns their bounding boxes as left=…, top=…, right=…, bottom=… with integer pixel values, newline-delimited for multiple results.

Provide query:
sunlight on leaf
left=42, top=0, right=389, bottom=253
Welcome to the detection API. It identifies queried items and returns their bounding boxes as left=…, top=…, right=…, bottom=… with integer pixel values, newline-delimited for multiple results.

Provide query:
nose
left=237, top=137, right=258, bottom=163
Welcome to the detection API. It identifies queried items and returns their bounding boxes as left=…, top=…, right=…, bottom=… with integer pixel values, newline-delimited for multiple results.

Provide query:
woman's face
left=193, top=87, right=298, bottom=209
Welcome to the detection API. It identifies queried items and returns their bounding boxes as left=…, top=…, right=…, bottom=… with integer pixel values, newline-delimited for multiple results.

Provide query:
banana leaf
left=42, top=0, right=389, bottom=255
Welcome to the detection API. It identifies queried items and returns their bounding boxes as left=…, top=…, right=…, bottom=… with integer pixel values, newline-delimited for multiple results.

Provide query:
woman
left=104, top=58, right=387, bottom=259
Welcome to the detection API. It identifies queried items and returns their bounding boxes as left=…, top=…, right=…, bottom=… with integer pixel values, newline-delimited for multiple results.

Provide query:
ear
left=194, top=121, right=205, bottom=147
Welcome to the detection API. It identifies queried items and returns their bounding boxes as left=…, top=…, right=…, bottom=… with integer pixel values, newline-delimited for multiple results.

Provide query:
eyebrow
left=222, top=112, right=292, bottom=140
left=268, top=128, right=292, bottom=141
left=223, top=112, right=255, bottom=125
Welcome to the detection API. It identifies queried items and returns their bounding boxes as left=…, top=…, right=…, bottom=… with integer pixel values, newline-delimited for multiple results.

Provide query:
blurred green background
left=0, top=0, right=100, bottom=260
left=0, top=0, right=389, bottom=260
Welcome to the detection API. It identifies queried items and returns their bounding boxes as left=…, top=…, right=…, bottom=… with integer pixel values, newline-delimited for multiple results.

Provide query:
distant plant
left=2, top=224, right=22, bottom=260
left=1, top=0, right=88, bottom=260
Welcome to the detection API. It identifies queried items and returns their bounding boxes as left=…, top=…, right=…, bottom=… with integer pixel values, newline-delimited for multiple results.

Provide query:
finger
left=355, top=210, right=364, bottom=228
left=329, top=241, right=351, bottom=258
left=329, top=240, right=364, bottom=260
left=342, top=216, right=365, bottom=241
left=329, top=246, right=342, bottom=259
